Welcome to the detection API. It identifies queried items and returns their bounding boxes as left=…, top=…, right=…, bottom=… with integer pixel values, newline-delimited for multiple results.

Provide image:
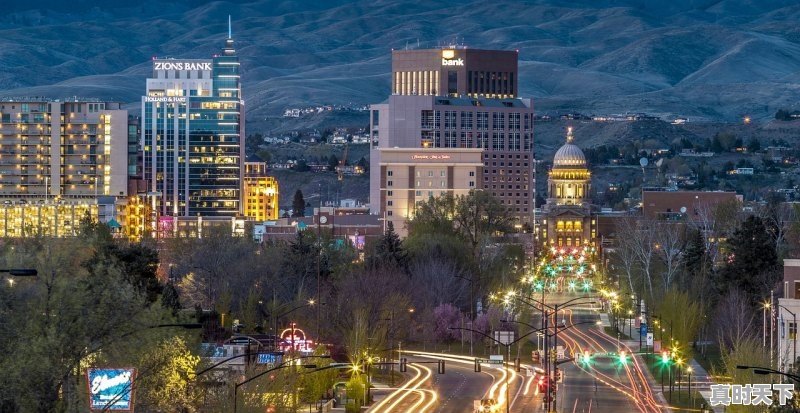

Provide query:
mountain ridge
left=1, top=0, right=799, bottom=126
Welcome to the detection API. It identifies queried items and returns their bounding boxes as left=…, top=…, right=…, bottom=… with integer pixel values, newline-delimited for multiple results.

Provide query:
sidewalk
left=614, top=317, right=723, bottom=413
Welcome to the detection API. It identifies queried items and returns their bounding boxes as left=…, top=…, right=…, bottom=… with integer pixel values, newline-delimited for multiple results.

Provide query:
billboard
left=87, top=368, right=136, bottom=411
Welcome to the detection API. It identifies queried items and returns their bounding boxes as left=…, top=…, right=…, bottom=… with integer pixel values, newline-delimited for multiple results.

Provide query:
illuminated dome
left=553, top=128, right=586, bottom=168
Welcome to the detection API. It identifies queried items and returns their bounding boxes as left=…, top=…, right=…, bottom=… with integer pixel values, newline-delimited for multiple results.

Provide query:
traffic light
left=555, top=368, right=563, bottom=383
left=438, top=360, right=445, bottom=374
left=618, top=350, right=628, bottom=364
left=474, top=358, right=481, bottom=372
left=399, top=357, right=407, bottom=372
left=515, top=357, right=521, bottom=372
left=661, top=351, right=670, bottom=364
left=581, top=350, right=591, bottom=364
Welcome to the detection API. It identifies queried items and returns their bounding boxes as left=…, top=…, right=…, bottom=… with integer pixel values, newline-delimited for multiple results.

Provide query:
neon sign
left=279, top=325, right=314, bottom=354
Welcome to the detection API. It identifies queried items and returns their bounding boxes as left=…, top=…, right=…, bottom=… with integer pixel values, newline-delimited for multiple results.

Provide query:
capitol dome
left=553, top=128, right=586, bottom=168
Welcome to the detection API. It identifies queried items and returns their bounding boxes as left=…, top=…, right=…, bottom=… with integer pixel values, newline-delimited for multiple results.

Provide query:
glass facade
left=142, top=36, right=242, bottom=218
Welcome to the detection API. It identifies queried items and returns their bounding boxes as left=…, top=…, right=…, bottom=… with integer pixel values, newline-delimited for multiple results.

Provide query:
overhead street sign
left=477, top=358, right=504, bottom=365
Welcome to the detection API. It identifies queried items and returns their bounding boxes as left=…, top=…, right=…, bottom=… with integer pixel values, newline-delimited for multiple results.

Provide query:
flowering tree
left=433, top=304, right=463, bottom=342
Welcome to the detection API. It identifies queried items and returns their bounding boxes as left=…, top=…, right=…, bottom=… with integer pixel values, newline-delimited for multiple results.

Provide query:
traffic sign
left=646, top=333, right=654, bottom=346
left=475, top=354, right=503, bottom=364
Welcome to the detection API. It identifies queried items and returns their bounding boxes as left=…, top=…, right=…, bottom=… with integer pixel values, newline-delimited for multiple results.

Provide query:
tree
left=433, top=303, right=462, bottom=342
left=162, top=281, right=182, bottom=315
left=655, top=289, right=703, bottom=355
left=721, top=337, right=771, bottom=413
left=0, top=236, right=181, bottom=412
left=747, top=137, right=761, bottom=153
left=716, top=215, right=779, bottom=303
left=293, top=159, right=310, bottom=172
left=328, top=154, right=339, bottom=172
left=357, top=156, right=369, bottom=173
left=256, top=148, right=272, bottom=163
left=367, top=222, right=408, bottom=272
left=292, top=190, right=306, bottom=217
left=136, top=336, right=202, bottom=412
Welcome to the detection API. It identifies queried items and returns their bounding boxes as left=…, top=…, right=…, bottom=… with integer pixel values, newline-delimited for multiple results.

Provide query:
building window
left=469, top=171, right=475, bottom=177
left=387, top=211, right=393, bottom=216
left=461, top=111, right=474, bottom=130
left=492, top=112, right=505, bottom=130
left=428, top=171, right=434, bottom=177
left=509, top=113, right=520, bottom=130
left=387, top=170, right=393, bottom=177
left=387, top=200, right=393, bottom=206
left=445, top=111, right=457, bottom=129
left=477, top=112, right=489, bottom=130
left=440, top=171, right=446, bottom=177
left=387, top=191, right=393, bottom=196
left=387, top=180, right=393, bottom=187
left=469, top=181, right=475, bottom=187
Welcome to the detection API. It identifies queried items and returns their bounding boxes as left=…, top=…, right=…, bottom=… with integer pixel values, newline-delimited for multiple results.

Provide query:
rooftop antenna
left=228, top=15, right=232, bottom=39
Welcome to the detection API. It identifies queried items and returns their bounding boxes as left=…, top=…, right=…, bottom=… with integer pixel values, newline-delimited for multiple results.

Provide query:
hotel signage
left=144, top=96, right=186, bottom=103
left=86, top=368, right=136, bottom=411
left=154, top=61, right=212, bottom=71
left=411, top=154, right=451, bottom=160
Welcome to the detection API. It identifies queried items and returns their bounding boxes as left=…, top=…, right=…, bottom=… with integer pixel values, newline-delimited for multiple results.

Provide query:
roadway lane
left=424, top=355, right=495, bottom=413
left=510, top=292, right=663, bottom=413
left=369, top=353, right=498, bottom=413
left=557, top=309, right=663, bottom=413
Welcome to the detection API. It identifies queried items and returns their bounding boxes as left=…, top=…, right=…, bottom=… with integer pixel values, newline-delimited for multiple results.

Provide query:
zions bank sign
left=154, top=61, right=212, bottom=71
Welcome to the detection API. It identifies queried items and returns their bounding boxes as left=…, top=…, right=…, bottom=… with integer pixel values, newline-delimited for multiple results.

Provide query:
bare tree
left=653, top=221, right=685, bottom=292
left=612, top=216, right=641, bottom=296
left=714, top=290, right=757, bottom=351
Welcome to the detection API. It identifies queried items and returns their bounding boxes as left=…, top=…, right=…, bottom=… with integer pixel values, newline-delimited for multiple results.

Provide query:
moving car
left=477, top=398, right=499, bottom=412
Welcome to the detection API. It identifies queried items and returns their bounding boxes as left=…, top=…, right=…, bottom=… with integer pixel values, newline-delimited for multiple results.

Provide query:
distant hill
left=2, top=0, right=800, bottom=128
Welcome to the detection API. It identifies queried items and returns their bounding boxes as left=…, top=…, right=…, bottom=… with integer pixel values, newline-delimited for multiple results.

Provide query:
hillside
left=1, top=0, right=800, bottom=128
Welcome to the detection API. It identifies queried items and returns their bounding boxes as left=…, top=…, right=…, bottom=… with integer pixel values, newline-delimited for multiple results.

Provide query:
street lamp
left=736, top=365, right=800, bottom=383
left=0, top=269, right=38, bottom=276
left=2, top=268, right=37, bottom=286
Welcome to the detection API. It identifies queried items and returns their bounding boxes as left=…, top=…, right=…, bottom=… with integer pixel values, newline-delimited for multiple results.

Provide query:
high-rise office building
left=243, top=159, right=279, bottom=222
left=142, top=25, right=243, bottom=219
left=370, top=47, right=534, bottom=228
left=391, top=48, right=518, bottom=98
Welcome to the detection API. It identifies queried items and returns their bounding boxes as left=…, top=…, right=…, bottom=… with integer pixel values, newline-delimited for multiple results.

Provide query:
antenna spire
left=228, top=15, right=232, bottom=39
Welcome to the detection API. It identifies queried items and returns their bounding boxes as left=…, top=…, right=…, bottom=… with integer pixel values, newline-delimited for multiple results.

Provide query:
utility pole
left=316, top=182, right=322, bottom=342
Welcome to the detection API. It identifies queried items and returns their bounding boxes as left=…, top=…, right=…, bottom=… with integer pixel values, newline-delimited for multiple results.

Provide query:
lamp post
left=687, top=366, right=692, bottom=407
